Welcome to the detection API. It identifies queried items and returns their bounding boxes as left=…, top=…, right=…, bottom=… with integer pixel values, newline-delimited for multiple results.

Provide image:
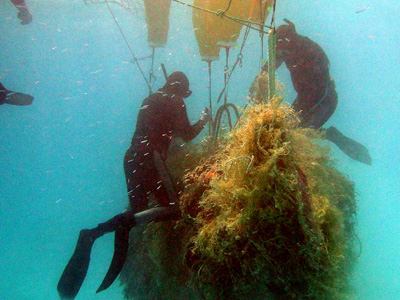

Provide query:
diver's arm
left=173, top=100, right=207, bottom=142
left=261, top=56, right=284, bottom=73
left=179, top=119, right=207, bottom=142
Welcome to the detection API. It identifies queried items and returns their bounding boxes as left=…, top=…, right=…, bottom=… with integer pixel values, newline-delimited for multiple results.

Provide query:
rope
left=161, top=63, right=168, bottom=81
left=85, top=0, right=143, bottom=16
left=271, top=0, right=277, bottom=28
left=259, top=0, right=265, bottom=69
left=216, top=24, right=251, bottom=104
left=131, top=54, right=152, bottom=62
left=171, top=0, right=273, bottom=33
left=212, top=103, right=240, bottom=141
left=216, top=0, right=232, bottom=17
left=267, top=28, right=276, bottom=101
left=104, top=0, right=152, bottom=93
left=223, top=47, right=230, bottom=105
left=267, top=0, right=278, bottom=102
left=208, top=61, right=213, bottom=134
left=149, top=47, right=156, bottom=94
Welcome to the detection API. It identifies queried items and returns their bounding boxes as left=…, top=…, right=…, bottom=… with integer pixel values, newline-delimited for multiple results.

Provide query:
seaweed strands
left=181, top=102, right=357, bottom=299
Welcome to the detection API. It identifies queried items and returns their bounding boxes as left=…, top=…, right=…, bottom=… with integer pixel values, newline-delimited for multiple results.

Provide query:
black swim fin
left=325, top=126, right=372, bottom=165
left=4, top=92, right=34, bottom=106
left=96, top=227, right=130, bottom=293
left=95, top=208, right=178, bottom=293
left=57, top=229, right=95, bottom=300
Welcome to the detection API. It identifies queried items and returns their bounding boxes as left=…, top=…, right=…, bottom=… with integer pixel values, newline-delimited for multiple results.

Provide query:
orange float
left=248, top=0, right=274, bottom=28
left=215, top=0, right=249, bottom=48
left=192, top=0, right=221, bottom=61
left=143, top=0, right=172, bottom=48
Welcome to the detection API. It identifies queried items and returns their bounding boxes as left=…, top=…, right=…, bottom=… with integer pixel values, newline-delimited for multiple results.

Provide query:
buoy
left=143, top=0, right=172, bottom=48
left=192, top=0, right=220, bottom=62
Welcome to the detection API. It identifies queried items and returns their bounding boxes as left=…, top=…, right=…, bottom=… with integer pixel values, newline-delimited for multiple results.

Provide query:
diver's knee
left=134, top=206, right=179, bottom=225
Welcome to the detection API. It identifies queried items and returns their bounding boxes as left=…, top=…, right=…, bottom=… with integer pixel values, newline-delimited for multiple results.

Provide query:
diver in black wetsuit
left=10, top=0, right=32, bottom=25
left=125, top=72, right=210, bottom=213
left=260, top=19, right=371, bottom=165
left=265, top=20, right=337, bottom=129
left=57, top=72, right=211, bottom=299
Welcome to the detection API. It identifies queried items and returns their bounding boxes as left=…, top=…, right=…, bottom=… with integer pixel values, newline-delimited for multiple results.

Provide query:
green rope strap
left=267, top=28, right=276, bottom=102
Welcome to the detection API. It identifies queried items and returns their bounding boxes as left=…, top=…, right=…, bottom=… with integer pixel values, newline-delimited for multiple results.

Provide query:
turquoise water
left=1, top=1, right=399, bottom=299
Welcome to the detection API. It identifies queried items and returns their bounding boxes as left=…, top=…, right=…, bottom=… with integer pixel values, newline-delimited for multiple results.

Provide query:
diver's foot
left=326, top=126, right=372, bottom=165
left=96, top=227, right=131, bottom=293
left=17, top=7, right=32, bottom=25
left=57, top=229, right=96, bottom=299
left=4, top=92, right=34, bottom=106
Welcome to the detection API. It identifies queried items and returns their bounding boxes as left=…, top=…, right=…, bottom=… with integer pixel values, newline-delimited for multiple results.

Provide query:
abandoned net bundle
left=120, top=99, right=358, bottom=300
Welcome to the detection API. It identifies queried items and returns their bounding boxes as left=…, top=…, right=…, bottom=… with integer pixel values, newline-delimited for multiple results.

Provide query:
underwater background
left=0, top=0, right=399, bottom=299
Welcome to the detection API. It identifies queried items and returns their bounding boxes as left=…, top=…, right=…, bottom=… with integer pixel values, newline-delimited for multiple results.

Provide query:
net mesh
left=84, top=0, right=145, bottom=18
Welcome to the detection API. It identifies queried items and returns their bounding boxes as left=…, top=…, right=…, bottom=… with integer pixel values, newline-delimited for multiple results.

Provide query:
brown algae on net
left=120, top=100, right=358, bottom=300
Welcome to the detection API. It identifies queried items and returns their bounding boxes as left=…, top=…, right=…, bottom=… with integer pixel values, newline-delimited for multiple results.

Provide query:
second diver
left=57, top=71, right=211, bottom=299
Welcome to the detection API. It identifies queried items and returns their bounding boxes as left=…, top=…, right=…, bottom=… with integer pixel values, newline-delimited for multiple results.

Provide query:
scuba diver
left=10, top=0, right=32, bottom=25
left=0, top=82, right=34, bottom=106
left=57, top=71, right=211, bottom=299
left=259, top=19, right=371, bottom=165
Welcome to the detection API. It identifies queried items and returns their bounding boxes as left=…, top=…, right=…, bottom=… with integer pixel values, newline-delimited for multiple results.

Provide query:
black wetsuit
left=124, top=88, right=206, bottom=212
left=266, top=35, right=338, bottom=129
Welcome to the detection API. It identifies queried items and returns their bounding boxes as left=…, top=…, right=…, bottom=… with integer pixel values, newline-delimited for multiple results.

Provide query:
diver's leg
left=128, top=150, right=172, bottom=209
left=57, top=211, right=136, bottom=299
left=59, top=206, right=181, bottom=298
left=296, top=90, right=338, bottom=129
left=124, top=147, right=150, bottom=213
left=96, top=206, right=180, bottom=293
left=90, top=211, right=136, bottom=238
left=95, top=159, right=180, bottom=294
left=91, top=205, right=181, bottom=236
left=151, top=171, right=172, bottom=208
left=292, top=96, right=315, bottom=127
left=11, top=0, right=32, bottom=24
left=145, top=158, right=181, bottom=222
left=153, top=151, right=179, bottom=204
left=311, top=90, right=338, bottom=129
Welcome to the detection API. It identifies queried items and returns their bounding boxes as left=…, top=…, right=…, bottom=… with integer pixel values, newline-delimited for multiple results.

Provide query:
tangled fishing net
left=120, top=96, right=358, bottom=300
left=84, top=0, right=145, bottom=17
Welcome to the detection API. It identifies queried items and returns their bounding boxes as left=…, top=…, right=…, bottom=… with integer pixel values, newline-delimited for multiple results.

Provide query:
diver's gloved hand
left=200, top=107, right=212, bottom=123
left=17, top=7, right=32, bottom=25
